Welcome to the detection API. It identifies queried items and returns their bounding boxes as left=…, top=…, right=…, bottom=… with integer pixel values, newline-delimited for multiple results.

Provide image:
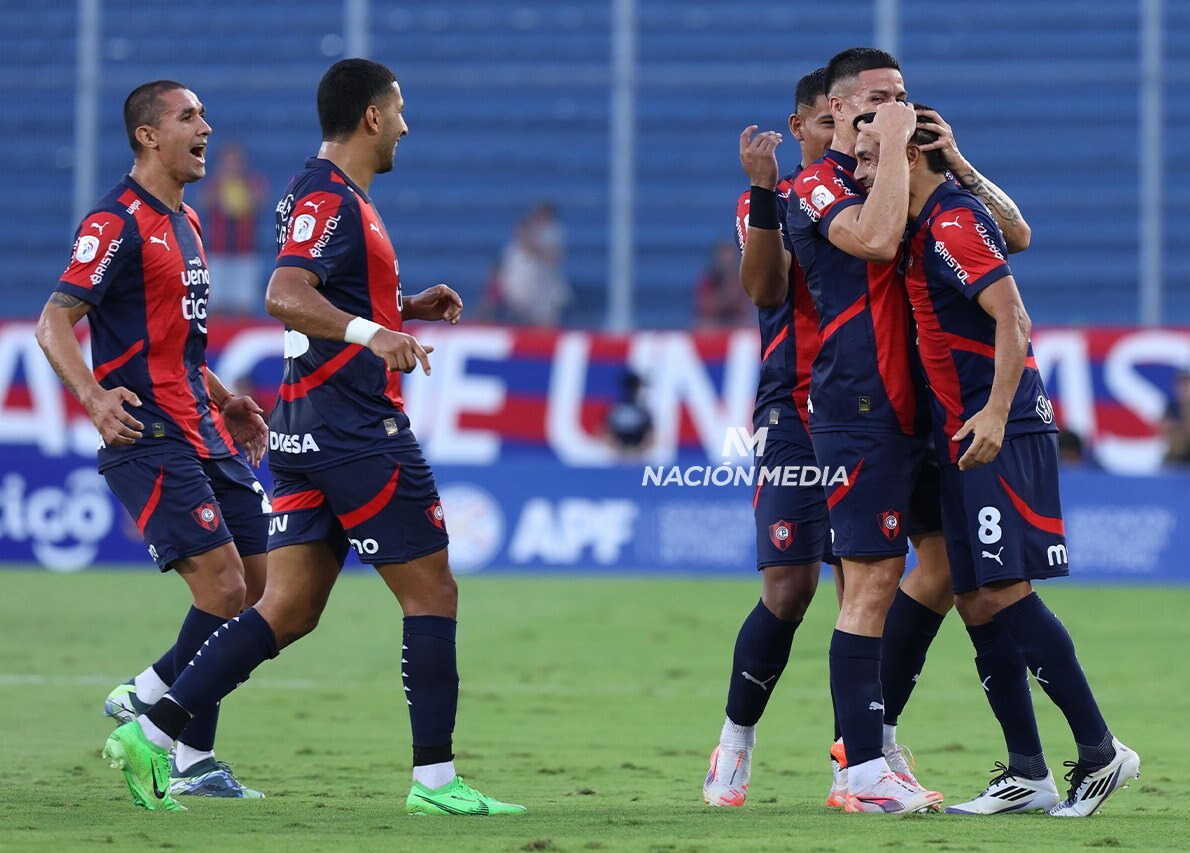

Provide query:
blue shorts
left=104, top=451, right=269, bottom=571
left=752, top=435, right=833, bottom=569
left=812, top=431, right=929, bottom=558
left=942, top=431, right=1070, bottom=594
left=268, top=440, right=449, bottom=566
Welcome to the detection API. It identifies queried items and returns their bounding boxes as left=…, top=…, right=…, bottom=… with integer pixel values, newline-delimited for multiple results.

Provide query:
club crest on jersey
left=292, top=213, right=317, bottom=243
left=191, top=502, right=220, bottom=532
left=425, top=500, right=446, bottom=530
left=877, top=509, right=901, bottom=540
left=769, top=520, right=796, bottom=551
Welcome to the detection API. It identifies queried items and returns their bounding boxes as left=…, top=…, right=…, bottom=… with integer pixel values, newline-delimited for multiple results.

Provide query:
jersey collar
left=824, top=148, right=857, bottom=173
left=911, top=180, right=957, bottom=233
left=121, top=174, right=182, bottom=216
left=306, top=157, right=371, bottom=203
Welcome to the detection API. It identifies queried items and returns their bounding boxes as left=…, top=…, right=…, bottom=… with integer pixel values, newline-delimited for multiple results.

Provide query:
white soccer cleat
left=703, top=744, right=751, bottom=807
left=826, top=740, right=847, bottom=808
left=1048, top=738, right=1140, bottom=817
left=845, top=769, right=937, bottom=814
left=883, top=743, right=943, bottom=809
left=945, top=762, right=1060, bottom=814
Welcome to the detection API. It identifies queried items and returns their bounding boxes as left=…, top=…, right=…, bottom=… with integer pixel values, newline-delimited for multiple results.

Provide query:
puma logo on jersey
left=304, top=199, right=326, bottom=212
left=801, top=173, right=822, bottom=184
left=89, top=221, right=108, bottom=235
left=149, top=232, right=171, bottom=251
left=939, top=215, right=962, bottom=229
left=370, top=222, right=382, bottom=236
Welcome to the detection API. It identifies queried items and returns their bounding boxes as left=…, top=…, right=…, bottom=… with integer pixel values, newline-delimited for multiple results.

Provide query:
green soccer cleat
left=102, top=720, right=186, bottom=811
left=406, top=777, right=526, bottom=816
left=104, top=679, right=149, bottom=724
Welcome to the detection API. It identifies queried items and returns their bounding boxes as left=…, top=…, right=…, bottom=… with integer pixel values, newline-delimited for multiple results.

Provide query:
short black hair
left=317, top=58, right=398, bottom=141
left=852, top=106, right=948, bottom=174
left=795, top=67, right=828, bottom=112
left=824, top=47, right=900, bottom=97
left=124, top=80, right=186, bottom=154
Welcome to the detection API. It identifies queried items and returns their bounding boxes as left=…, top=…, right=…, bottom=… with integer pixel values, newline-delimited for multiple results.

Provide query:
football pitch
left=1, top=569, right=1187, bottom=852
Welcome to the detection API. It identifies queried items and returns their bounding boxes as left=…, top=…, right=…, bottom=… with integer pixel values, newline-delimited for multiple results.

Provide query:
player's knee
left=953, top=591, right=991, bottom=625
left=762, top=566, right=819, bottom=621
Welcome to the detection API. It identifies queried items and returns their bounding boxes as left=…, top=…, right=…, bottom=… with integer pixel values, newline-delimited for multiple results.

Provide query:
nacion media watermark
left=641, top=427, right=849, bottom=488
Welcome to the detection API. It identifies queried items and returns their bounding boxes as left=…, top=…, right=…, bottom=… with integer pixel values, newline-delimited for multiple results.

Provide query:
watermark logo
left=642, top=426, right=848, bottom=489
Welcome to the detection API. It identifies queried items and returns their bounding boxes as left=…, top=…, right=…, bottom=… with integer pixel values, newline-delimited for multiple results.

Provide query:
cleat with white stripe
left=945, top=762, right=1059, bottom=814
left=1048, top=738, right=1140, bottom=817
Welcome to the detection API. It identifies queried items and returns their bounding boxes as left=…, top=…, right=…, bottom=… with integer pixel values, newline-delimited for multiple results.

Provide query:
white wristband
left=344, top=317, right=383, bottom=346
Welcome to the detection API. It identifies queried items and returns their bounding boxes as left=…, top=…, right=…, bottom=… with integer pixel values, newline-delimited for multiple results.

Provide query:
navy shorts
left=942, top=431, right=1070, bottom=594
left=812, top=431, right=929, bottom=558
left=104, top=451, right=269, bottom=571
left=752, top=435, right=833, bottom=569
left=268, top=441, right=449, bottom=566
left=906, top=456, right=943, bottom=538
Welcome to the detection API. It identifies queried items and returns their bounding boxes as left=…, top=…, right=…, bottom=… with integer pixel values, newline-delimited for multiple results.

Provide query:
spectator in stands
left=492, top=202, right=570, bottom=325
left=605, top=368, right=654, bottom=456
left=201, top=142, right=267, bottom=316
left=695, top=241, right=752, bottom=328
left=1057, top=429, right=1091, bottom=467
left=1161, top=368, right=1190, bottom=466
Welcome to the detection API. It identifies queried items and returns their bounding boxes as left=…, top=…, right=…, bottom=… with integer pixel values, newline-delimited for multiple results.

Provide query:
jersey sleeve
left=734, top=189, right=750, bottom=253
left=926, top=204, right=1012, bottom=299
left=55, top=210, right=136, bottom=305
left=275, top=189, right=358, bottom=285
left=787, top=162, right=863, bottom=240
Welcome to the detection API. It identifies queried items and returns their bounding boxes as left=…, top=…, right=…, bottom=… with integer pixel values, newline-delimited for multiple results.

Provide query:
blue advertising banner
left=3, top=446, right=1187, bottom=583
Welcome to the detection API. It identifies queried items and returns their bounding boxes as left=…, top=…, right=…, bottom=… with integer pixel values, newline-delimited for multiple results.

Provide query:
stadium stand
left=0, top=1, right=1185, bottom=326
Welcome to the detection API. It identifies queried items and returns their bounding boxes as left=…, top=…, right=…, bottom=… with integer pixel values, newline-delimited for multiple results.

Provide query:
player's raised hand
left=739, top=126, right=782, bottom=189
left=221, top=394, right=269, bottom=466
left=411, top=283, right=463, bottom=324
left=952, top=405, right=1008, bottom=471
left=913, top=106, right=965, bottom=169
left=867, top=101, right=917, bottom=145
left=84, top=386, right=143, bottom=447
left=369, top=328, right=434, bottom=375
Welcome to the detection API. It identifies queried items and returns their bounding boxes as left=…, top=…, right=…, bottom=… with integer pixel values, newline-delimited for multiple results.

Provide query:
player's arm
left=738, top=126, right=790, bottom=308
left=826, top=102, right=917, bottom=262
left=265, top=267, right=435, bottom=375
left=952, top=275, right=1031, bottom=471
left=206, top=368, right=268, bottom=466
left=914, top=107, right=1031, bottom=253
left=403, top=284, right=463, bottom=324
left=35, top=292, right=144, bottom=446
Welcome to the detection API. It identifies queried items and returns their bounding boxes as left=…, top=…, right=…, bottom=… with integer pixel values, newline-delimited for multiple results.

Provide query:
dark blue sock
left=724, top=599, right=800, bottom=726
left=170, top=607, right=228, bottom=751
left=879, top=590, right=945, bottom=726
left=993, top=593, right=1109, bottom=753
left=966, top=621, right=1046, bottom=777
left=829, top=630, right=883, bottom=766
left=403, top=616, right=458, bottom=765
left=151, top=645, right=177, bottom=684
left=150, top=607, right=278, bottom=740
left=831, top=680, right=842, bottom=743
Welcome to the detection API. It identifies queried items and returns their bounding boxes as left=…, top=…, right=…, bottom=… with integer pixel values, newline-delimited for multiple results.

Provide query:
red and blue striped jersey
left=785, top=149, right=928, bottom=437
left=55, top=176, right=237, bottom=471
left=270, top=158, right=405, bottom=471
left=734, top=169, right=820, bottom=442
left=905, top=181, right=1056, bottom=462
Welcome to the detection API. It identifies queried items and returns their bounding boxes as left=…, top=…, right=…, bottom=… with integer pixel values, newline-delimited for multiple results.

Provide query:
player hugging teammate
left=707, top=47, right=1139, bottom=817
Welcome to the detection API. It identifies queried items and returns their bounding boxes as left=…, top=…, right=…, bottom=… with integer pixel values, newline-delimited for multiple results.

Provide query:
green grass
left=1, top=568, right=1187, bottom=852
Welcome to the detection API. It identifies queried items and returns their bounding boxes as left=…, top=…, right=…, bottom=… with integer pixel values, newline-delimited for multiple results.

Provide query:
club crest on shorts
left=769, top=520, right=796, bottom=551
left=425, top=500, right=446, bottom=530
left=877, top=509, right=901, bottom=541
left=191, top=502, right=220, bottom=532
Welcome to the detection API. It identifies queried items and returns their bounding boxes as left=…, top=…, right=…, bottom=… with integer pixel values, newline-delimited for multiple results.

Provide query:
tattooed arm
left=914, top=107, right=1032, bottom=253
left=35, top=292, right=144, bottom=446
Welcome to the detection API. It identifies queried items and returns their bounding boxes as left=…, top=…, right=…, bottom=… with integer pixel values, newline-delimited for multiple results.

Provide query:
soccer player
left=852, top=113, right=1140, bottom=817
left=36, top=80, right=268, bottom=799
left=703, top=68, right=836, bottom=808
left=101, top=59, right=525, bottom=816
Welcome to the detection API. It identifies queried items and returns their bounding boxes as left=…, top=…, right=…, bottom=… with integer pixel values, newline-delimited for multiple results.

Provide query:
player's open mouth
left=190, top=145, right=206, bottom=164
